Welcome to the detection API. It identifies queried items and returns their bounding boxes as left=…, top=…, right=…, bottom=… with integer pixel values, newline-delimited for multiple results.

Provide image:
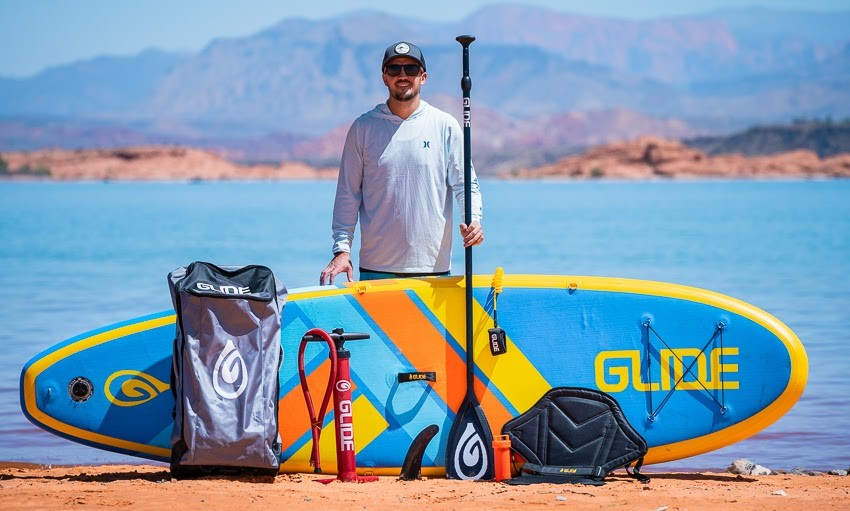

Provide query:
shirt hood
left=371, top=100, right=429, bottom=122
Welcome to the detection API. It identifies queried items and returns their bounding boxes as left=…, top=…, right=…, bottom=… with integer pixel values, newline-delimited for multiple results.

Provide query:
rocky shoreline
left=727, top=458, right=849, bottom=477
left=514, top=137, right=850, bottom=179
left=2, top=137, right=850, bottom=181
left=0, top=146, right=337, bottom=181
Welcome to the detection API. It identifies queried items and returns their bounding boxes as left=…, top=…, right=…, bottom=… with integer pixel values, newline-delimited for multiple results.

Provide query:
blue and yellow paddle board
left=20, top=274, right=807, bottom=474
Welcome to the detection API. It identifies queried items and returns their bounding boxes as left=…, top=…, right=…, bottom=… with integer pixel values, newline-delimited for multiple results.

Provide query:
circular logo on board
left=395, top=43, right=410, bottom=55
left=336, top=380, right=352, bottom=392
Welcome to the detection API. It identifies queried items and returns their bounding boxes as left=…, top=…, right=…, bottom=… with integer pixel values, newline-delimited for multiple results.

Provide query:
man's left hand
left=459, top=220, right=484, bottom=247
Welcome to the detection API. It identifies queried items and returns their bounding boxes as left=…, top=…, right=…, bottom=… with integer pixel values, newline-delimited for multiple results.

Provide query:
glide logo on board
left=594, top=347, right=740, bottom=393
left=213, top=340, right=248, bottom=399
left=104, top=370, right=170, bottom=407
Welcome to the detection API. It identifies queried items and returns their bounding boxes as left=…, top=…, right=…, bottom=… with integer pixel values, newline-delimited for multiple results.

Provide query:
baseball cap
left=382, top=41, right=426, bottom=71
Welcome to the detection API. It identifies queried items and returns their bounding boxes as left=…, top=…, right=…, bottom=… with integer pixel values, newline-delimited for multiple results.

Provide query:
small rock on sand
left=727, top=459, right=773, bottom=476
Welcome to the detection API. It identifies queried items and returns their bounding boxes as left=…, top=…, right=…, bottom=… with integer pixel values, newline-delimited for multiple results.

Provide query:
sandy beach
left=1, top=463, right=847, bottom=511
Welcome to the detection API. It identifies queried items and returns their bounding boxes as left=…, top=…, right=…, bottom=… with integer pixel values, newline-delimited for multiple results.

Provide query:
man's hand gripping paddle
left=445, top=34, right=495, bottom=480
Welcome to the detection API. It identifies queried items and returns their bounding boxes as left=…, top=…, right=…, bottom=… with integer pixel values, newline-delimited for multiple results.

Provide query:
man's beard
left=391, top=84, right=419, bottom=102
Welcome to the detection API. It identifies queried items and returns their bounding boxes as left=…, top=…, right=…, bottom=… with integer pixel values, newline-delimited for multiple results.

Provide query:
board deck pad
left=20, top=274, right=808, bottom=475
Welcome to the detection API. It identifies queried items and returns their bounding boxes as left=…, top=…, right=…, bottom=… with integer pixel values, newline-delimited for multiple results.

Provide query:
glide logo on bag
left=212, top=340, right=248, bottom=399
left=196, top=281, right=251, bottom=295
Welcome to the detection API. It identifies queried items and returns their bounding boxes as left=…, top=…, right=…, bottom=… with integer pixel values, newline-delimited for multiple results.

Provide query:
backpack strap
left=624, top=457, right=650, bottom=483
left=521, top=462, right=605, bottom=479
left=505, top=462, right=606, bottom=486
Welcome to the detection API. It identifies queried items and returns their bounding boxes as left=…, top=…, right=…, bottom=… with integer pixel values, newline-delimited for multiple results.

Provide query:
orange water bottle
left=492, top=434, right=512, bottom=481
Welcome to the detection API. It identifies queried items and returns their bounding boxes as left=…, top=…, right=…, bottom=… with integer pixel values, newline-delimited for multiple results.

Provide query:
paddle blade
left=445, top=398, right=495, bottom=480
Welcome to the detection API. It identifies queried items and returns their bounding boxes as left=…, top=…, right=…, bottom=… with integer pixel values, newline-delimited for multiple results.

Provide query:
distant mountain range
left=1, top=5, right=849, bottom=170
left=685, top=120, right=850, bottom=158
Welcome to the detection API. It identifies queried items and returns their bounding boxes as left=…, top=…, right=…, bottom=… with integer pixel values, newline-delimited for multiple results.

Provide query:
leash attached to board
left=445, top=34, right=495, bottom=481
left=488, top=267, right=507, bottom=356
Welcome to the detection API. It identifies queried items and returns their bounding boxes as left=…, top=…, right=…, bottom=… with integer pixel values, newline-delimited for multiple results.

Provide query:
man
left=320, top=41, right=484, bottom=285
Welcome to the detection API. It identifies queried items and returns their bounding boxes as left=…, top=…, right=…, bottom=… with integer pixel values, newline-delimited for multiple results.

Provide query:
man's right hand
left=320, top=252, right=354, bottom=285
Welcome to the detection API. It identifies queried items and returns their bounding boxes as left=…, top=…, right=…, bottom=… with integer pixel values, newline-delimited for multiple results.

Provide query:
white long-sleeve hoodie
left=331, top=100, right=483, bottom=274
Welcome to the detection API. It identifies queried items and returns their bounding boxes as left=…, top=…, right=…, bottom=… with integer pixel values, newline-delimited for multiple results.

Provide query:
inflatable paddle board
left=20, top=274, right=807, bottom=475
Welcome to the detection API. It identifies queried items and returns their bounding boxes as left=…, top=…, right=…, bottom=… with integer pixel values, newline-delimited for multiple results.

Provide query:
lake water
left=1, top=179, right=847, bottom=471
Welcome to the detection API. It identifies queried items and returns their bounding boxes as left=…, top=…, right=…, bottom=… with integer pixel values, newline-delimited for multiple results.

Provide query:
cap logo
left=395, top=43, right=410, bottom=55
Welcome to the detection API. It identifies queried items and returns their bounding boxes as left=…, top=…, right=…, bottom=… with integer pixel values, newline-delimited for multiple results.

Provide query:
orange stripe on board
left=354, top=290, right=467, bottom=411
left=476, top=378, right=513, bottom=438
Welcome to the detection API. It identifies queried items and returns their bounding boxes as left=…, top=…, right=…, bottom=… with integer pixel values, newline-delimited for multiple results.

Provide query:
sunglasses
left=384, top=64, right=423, bottom=77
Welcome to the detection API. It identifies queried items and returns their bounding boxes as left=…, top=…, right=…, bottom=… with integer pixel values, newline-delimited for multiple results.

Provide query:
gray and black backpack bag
left=168, top=261, right=286, bottom=478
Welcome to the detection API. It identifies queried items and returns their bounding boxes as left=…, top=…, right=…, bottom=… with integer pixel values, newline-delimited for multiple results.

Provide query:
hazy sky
left=1, top=0, right=848, bottom=77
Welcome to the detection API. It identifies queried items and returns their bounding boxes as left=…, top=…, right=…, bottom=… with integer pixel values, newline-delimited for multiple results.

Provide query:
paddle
left=445, top=34, right=494, bottom=480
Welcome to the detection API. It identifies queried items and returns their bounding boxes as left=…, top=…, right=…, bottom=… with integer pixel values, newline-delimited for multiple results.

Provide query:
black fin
left=399, top=424, right=439, bottom=480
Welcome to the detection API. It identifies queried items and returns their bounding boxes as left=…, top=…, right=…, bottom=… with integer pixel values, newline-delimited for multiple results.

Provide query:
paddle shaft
left=444, top=34, right=493, bottom=481
left=458, top=34, right=474, bottom=390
